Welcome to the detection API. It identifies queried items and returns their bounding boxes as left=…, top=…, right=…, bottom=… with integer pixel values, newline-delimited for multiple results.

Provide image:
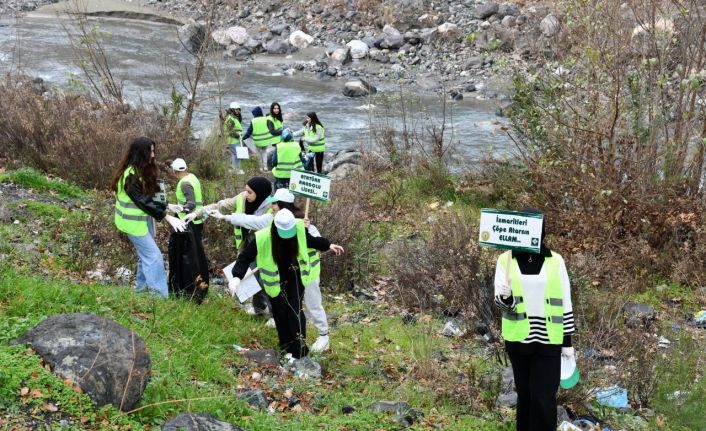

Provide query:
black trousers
left=269, top=278, right=308, bottom=358
left=507, top=349, right=561, bottom=431
left=313, top=152, right=324, bottom=173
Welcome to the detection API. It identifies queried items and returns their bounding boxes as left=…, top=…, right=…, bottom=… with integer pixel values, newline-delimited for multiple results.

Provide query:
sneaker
left=243, top=303, right=257, bottom=316
left=265, top=318, right=276, bottom=328
left=311, top=335, right=330, bottom=353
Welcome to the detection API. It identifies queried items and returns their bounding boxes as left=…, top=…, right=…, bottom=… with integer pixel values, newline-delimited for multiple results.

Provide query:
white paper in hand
left=236, top=146, right=249, bottom=159
left=222, top=261, right=262, bottom=303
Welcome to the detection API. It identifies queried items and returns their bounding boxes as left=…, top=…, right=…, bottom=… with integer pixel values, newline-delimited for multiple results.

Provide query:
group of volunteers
left=112, top=114, right=340, bottom=359
left=113, top=101, right=577, bottom=430
left=221, top=101, right=326, bottom=184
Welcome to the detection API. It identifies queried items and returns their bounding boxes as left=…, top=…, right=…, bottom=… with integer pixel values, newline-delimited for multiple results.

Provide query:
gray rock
left=436, top=22, right=459, bottom=40
left=404, top=31, right=421, bottom=45
left=475, top=2, right=499, bottom=20
left=342, top=79, right=377, bottom=97
left=362, top=36, right=378, bottom=48
left=380, top=24, right=405, bottom=49
left=162, top=413, right=246, bottom=431
left=498, top=3, right=520, bottom=17
left=244, top=349, right=280, bottom=366
left=323, top=149, right=363, bottom=173
left=328, top=162, right=361, bottom=180
left=368, top=48, right=389, bottom=63
left=312, top=4, right=323, bottom=14
left=265, top=39, right=289, bottom=55
left=293, top=357, right=323, bottom=380
left=540, top=14, right=559, bottom=37
left=269, top=24, right=289, bottom=36
left=625, top=303, right=656, bottom=329
left=501, top=16, right=516, bottom=28
left=289, top=30, right=314, bottom=49
left=347, top=40, right=369, bottom=59
left=330, top=47, right=352, bottom=64
left=557, top=405, right=571, bottom=424
left=368, top=401, right=411, bottom=414
left=496, top=391, right=518, bottom=407
left=178, top=21, right=205, bottom=54
left=14, top=313, right=150, bottom=411
left=238, top=389, right=269, bottom=410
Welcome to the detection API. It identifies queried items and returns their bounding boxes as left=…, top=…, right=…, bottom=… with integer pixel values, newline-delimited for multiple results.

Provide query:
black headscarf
left=244, top=177, right=272, bottom=215
left=512, top=207, right=551, bottom=275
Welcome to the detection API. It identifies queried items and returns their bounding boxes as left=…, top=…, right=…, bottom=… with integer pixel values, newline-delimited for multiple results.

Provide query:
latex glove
left=167, top=203, right=183, bottom=214
left=303, top=217, right=311, bottom=228
left=207, top=209, right=226, bottom=220
left=228, top=277, right=241, bottom=297
left=329, top=244, right=345, bottom=255
left=183, top=212, right=200, bottom=224
left=164, top=214, right=186, bottom=232
left=561, top=347, right=575, bottom=358
left=497, top=282, right=512, bottom=299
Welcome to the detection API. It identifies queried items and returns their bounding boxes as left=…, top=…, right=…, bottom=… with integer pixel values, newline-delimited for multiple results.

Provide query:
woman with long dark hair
left=266, top=188, right=331, bottom=352
left=293, top=111, right=326, bottom=173
left=228, top=209, right=344, bottom=358
left=111, top=137, right=185, bottom=297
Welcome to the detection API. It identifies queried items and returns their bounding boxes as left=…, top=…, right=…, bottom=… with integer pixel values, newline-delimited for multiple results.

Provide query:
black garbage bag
left=168, top=226, right=209, bottom=303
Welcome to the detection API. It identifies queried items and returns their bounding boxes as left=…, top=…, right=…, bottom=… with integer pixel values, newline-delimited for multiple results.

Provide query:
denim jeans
left=128, top=220, right=168, bottom=297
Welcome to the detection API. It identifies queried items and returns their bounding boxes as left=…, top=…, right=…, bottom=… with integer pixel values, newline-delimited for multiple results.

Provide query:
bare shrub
left=0, top=75, right=192, bottom=190
left=387, top=210, right=497, bottom=325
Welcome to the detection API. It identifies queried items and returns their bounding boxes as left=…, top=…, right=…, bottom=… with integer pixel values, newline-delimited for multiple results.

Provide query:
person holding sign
left=266, top=188, right=331, bottom=353
left=111, top=137, right=186, bottom=297
left=185, top=176, right=274, bottom=315
left=493, top=209, right=575, bottom=431
left=293, top=112, right=326, bottom=173
left=228, top=209, right=344, bottom=359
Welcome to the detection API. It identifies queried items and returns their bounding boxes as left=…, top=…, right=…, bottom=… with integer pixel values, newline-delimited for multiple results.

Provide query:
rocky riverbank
left=6, top=0, right=562, bottom=103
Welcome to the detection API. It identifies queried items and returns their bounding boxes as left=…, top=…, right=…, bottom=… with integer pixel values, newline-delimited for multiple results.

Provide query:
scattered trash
left=115, top=266, right=133, bottom=281
left=686, top=310, right=706, bottom=329
left=595, top=385, right=628, bottom=409
left=232, top=344, right=249, bottom=351
left=441, top=320, right=466, bottom=337
left=572, top=418, right=598, bottom=430
left=666, top=390, right=689, bottom=406
left=557, top=421, right=582, bottom=431
left=658, top=336, right=671, bottom=348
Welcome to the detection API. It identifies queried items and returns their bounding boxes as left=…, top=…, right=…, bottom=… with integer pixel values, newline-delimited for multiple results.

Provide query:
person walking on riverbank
left=266, top=188, right=331, bottom=353
left=293, top=112, right=326, bottom=174
left=223, top=102, right=245, bottom=174
left=493, top=209, right=576, bottom=431
left=271, top=129, right=304, bottom=190
left=228, top=208, right=344, bottom=358
left=185, top=176, right=274, bottom=315
left=111, top=137, right=186, bottom=297
left=243, top=106, right=277, bottom=172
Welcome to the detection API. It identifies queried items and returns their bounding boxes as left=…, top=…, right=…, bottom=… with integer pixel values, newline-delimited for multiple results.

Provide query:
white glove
left=207, top=209, right=226, bottom=220
left=183, top=212, right=200, bottom=224
left=164, top=214, right=186, bottom=232
left=561, top=347, right=575, bottom=358
left=228, top=277, right=241, bottom=297
left=167, top=203, right=183, bottom=214
left=497, top=282, right=512, bottom=299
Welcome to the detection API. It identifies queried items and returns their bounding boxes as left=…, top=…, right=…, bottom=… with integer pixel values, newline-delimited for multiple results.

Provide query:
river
left=0, top=14, right=511, bottom=163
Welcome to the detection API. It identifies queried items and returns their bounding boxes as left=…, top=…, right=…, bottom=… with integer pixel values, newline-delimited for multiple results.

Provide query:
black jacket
left=125, top=173, right=166, bottom=221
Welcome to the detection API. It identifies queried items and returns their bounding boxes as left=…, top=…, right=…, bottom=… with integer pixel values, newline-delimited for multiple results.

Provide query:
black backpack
left=168, top=226, right=209, bottom=303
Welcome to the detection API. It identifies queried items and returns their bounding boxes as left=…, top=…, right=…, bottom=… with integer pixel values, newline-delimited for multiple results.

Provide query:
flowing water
left=0, top=14, right=512, bottom=163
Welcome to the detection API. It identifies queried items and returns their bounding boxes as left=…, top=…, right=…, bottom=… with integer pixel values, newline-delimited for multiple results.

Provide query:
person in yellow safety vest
left=266, top=188, right=330, bottom=353
left=185, top=176, right=274, bottom=315
left=242, top=106, right=281, bottom=172
left=170, top=158, right=205, bottom=243
left=493, top=208, right=575, bottom=431
left=223, top=102, right=246, bottom=174
left=228, top=209, right=344, bottom=358
left=293, top=112, right=326, bottom=173
left=271, top=128, right=305, bottom=190
left=110, top=137, right=186, bottom=297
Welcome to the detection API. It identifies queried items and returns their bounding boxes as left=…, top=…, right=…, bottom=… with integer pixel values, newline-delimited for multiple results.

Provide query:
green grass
left=0, top=167, right=86, bottom=198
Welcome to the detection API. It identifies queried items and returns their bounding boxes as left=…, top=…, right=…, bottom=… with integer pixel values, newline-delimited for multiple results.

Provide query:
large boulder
left=475, top=2, right=499, bottom=20
left=540, top=14, right=559, bottom=37
left=380, top=24, right=405, bottom=49
left=227, top=26, right=250, bottom=45
left=342, top=79, right=377, bottom=97
left=330, top=46, right=352, bottom=64
left=289, top=30, right=314, bottom=49
left=162, top=413, right=247, bottom=431
left=178, top=20, right=206, bottom=54
left=266, top=39, right=290, bottom=55
left=14, top=313, right=151, bottom=411
left=346, top=40, right=370, bottom=59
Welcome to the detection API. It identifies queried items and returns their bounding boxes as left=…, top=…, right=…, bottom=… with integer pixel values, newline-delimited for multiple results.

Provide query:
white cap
left=273, top=208, right=297, bottom=239
left=230, top=102, right=240, bottom=110
left=170, top=158, right=187, bottom=172
left=266, top=188, right=295, bottom=204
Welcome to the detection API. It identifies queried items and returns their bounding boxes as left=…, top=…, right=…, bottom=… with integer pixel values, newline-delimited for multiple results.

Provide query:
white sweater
left=494, top=254, right=575, bottom=344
